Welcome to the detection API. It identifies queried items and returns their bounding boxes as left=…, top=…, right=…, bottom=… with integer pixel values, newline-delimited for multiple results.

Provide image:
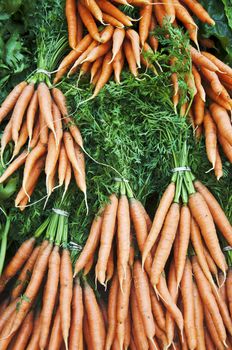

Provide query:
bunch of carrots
left=0, top=83, right=86, bottom=209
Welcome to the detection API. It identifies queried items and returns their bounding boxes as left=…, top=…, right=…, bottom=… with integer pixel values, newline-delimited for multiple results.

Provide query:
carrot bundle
left=0, top=84, right=86, bottom=209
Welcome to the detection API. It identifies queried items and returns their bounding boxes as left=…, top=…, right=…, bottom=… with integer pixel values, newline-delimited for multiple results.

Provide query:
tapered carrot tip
left=64, top=339, right=69, bottom=350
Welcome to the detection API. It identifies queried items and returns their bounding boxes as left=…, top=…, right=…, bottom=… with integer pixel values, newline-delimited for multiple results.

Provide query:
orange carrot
left=26, top=91, right=38, bottom=145
left=153, top=1, right=165, bottom=27
left=11, top=83, right=34, bottom=145
left=0, top=120, right=12, bottom=163
left=126, top=29, right=141, bottom=68
left=97, top=0, right=132, bottom=26
left=84, top=282, right=106, bottom=350
left=63, top=131, right=82, bottom=176
left=52, top=102, right=63, bottom=145
left=74, top=213, right=103, bottom=276
left=39, top=111, right=48, bottom=145
left=83, top=0, right=104, bottom=24
left=124, top=39, right=138, bottom=77
left=102, top=13, right=124, bottom=28
left=163, top=0, right=175, bottom=23
left=202, top=51, right=232, bottom=76
left=60, top=248, right=73, bottom=349
left=210, top=103, right=232, bottom=145
left=151, top=203, right=180, bottom=287
left=83, top=255, right=94, bottom=276
left=110, top=28, right=125, bottom=62
left=82, top=41, right=112, bottom=63
left=105, top=273, right=118, bottom=350
left=58, top=143, right=68, bottom=187
left=96, top=194, right=118, bottom=285
left=76, top=12, right=84, bottom=45
left=45, top=133, right=60, bottom=192
left=149, top=16, right=159, bottom=52
left=171, top=71, right=179, bottom=113
left=66, top=0, right=78, bottom=49
left=204, top=84, right=231, bottom=111
left=192, top=283, right=205, bottom=350
left=73, top=145, right=87, bottom=197
left=112, top=48, right=124, bottom=84
left=26, top=309, right=41, bottom=350
left=189, top=191, right=227, bottom=274
left=0, top=298, right=19, bottom=333
left=90, top=56, right=104, bottom=82
left=139, top=3, right=152, bottom=46
left=37, top=83, right=56, bottom=142
left=193, top=92, right=205, bottom=126
left=106, top=246, right=114, bottom=285
left=100, top=25, right=114, bottom=43
left=0, top=150, right=27, bottom=184
left=11, top=309, right=34, bottom=350
left=190, top=46, right=219, bottom=72
left=181, top=0, right=215, bottom=25
left=92, top=51, right=113, bottom=97
left=204, top=306, right=224, bottom=350
left=204, top=109, right=217, bottom=168
left=201, top=66, right=224, bottom=96
left=192, top=65, right=206, bottom=101
left=77, top=2, right=101, bottom=42
left=48, top=308, right=63, bottom=350
left=69, top=277, right=84, bottom=350
left=124, top=311, right=131, bottom=350
left=205, top=330, right=215, bottom=350
left=142, top=182, right=175, bottom=267
left=0, top=237, right=35, bottom=293
left=214, top=146, right=223, bottom=180
left=150, top=286, right=166, bottom=332
left=226, top=268, right=232, bottom=318
left=166, top=263, right=179, bottom=347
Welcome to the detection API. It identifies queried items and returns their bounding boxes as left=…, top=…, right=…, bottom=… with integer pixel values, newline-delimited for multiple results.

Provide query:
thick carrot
left=0, top=237, right=35, bottom=293
left=38, top=111, right=48, bottom=145
left=173, top=1, right=196, bottom=26
left=139, top=3, right=152, bottom=46
left=100, top=25, right=114, bottom=43
left=0, top=149, right=27, bottom=184
left=26, top=91, right=38, bottom=145
left=192, top=65, right=206, bottom=101
left=39, top=245, right=60, bottom=350
left=69, top=277, right=84, bottom=350
left=11, top=309, right=34, bottom=350
left=202, top=51, right=232, bottom=76
left=83, top=0, right=104, bottom=23
left=176, top=205, right=191, bottom=287
left=126, top=29, right=141, bottom=68
left=163, top=0, right=175, bottom=22
left=133, top=260, right=156, bottom=342
left=63, top=131, right=82, bottom=176
left=112, top=48, right=124, bottom=84
left=116, top=264, right=131, bottom=350
left=37, top=83, right=56, bottom=142
left=52, top=102, right=63, bottom=145
left=204, top=306, right=224, bottom=350
left=192, top=283, right=205, bottom=350
left=82, top=41, right=112, bottom=63
left=48, top=308, right=63, bottom=350
left=0, top=298, right=19, bottom=333
left=73, top=145, right=86, bottom=198
left=52, top=88, right=83, bottom=147
left=153, top=319, right=168, bottom=349
left=190, top=46, right=219, bottom=72
left=92, top=51, right=113, bottom=97
left=203, top=110, right=217, bottom=168
left=97, top=0, right=132, bottom=26
left=102, top=13, right=124, bottom=28
left=201, top=67, right=224, bottom=96
left=142, top=182, right=175, bottom=266
left=76, top=12, right=83, bottom=45
left=66, top=0, right=78, bottom=48
left=192, top=256, right=227, bottom=345
left=150, top=286, right=166, bottom=332
left=210, top=103, right=232, bottom=145
left=151, top=203, right=180, bottom=287
left=171, top=71, right=179, bottom=112
left=131, top=286, right=149, bottom=350
left=83, top=255, right=94, bottom=276
left=123, top=39, right=138, bottom=77
left=0, top=311, right=17, bottom=350
left=181, top=0, right=215, bottom=25
left=60, top=248, right=73, bottom=349
left=214, top=146, right=223, bottom=180
left=0, top=120, right=12, bottom=163
left=10, top=242, right=53, bottom=336
left=45, top=133, right=60, bottom=192
left=58, top=143, right=68, bottom=187
left=180, top=259, right=197, bottom=350
left=26, top=309, right=41, bottom=350
left=204, top=84, right=231, bottom=110
left=105, top=273, right=118, bottom=350
left=74, top=213, right=103, bottom=276
left=54, top=34, right=92, bottom=83
left=189, top=191, right=227, bottom=274
left=96, top=194, right=118, bottom=284
left=193, top=93, right=205, bottom=126
left=0, top=81, right=27, bottom=123
left=153, top=1, right=165, bottom=27
left=77, top=2, right=101, bottom=42
left=84, top=282, right=106, bottom=350
left=11, top=120, right=29, bottom=159
left=117, top=193, right=130, bottom=289
left=11, top=246, right=40, bottom=300
left=110, top=28, right=125, bottom=62
left=11, top=83, right=34, bottom=145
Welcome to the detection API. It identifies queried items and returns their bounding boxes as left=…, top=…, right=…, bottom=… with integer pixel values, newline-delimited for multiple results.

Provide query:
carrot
left=210, top=103, right=232, bottom=145
left=149, top=16, right=159, bottom=52
left=0, top=149, right=27, bottom=184
left=100, top=25, right=114, bottom=43
left=73, top=145, right=86, bottom=197
left=214, top=146, right=223, bottom=180
left=102, top=13, right=124, bottom=28
left=153, top=1, right=165, bottom=27
left=190, top=46, right=219, bottom=72
left=139, top=3, right=152, bottom=46
left=227, top=268, right=232, bottom=318
left=192, top=283, right=205, bottom=350
left=218, top=272, right=227, bottom=303
left=124, top=311, right=131, bottom=350
left=97, top=0, right=132, bottom=27
left=0, top=237, right=35, bottom=293
left=84, top=282, right=106, bottom=350
left=193, top=93, right=205, bottom=126
left=52, top=88, right=83, bottom=147
left=116, top=264, right=131, bottom=350
left=192, top=256, right=227, bottom=346
left=90, top=56, right=104, bottom=83
left=54, top=34, right=92, bottom=83
left=218, top=133, right=232, bottom=163
left=66, top=0, right=78, bottom=48
left=204, top=306, right=224, bottom=350
left=77, top=2, right=101, bottom=42
left=142, top=182, right=175, bottom=267
left=0, top=311, right=16, bottom=350
left=110, top=28, right=125, bottom=63
left=63, top=131, right=83, bottom=176
left=12, top=121, right=29, bottom=160
left=0, top=120, right=12, bottom=164
left=52, top=102, right=63, bottom=145
left=0, top=298, right=19, bottom=333
left=117, top=192, right=130, bottom=290
left=150, top=286, right=166, bottom=333
left=39, top=245, right=60, bottom=350
left=204, top=84, right=231, bottom=111
left=180, top=259, right=197, bottom=350
left=83, top=0, right=104, bottom=24
left=26, top=309, right=41, bottom=350
left=96, top=194, right=118, bottom=285
left=105, top=273, right=118, bottom=350
left=11, top=309, right=33, bottom=350
left=181, top=0, right=215, bottom=25
left=131, top=287, right=149, bottom=350
left=25, top=91, right=38, bottom=146
left=151, top=203, right=180, bottom=287
left=60, top=248, right=73, bottom=349
left=189, top=191, right=227, bottom=274
left=133, top=260, right=156, bottom=343
left=204, top=329, right=214, bottom=350
left=163, top=0, right=175, bottom=23
left=58, top=143, right=68, bottom=187
left=11, top=83, right=34, bottom=145
left=76, top=12, right=83, bottom=45
left=202, top=51, right=232, bottom=76
left=174, top=2, right=196, bottom=28
left=69, top=277, right=84, bottom=350
left=213, top=286, right=232, bottom=337
left=92, top=68, right=101, bottom=85
left=83, top=314, right=92, bottom=350
left=157, top=274, right=184, bottom=336
left=9, top=242, right=53, bottom=336
left=99, top=299, right=108, bottom=329
left=11, top=246, right=40, bottom=300
left=201, top=67, right=224, bottom=96
left=113, top=48, right=124, bottom=84
left=153, top=319, right=168, bottom=349
left=82, top=41, right=112, bottom=63
left=126, top=29, right=141, bottom=68
left=74, top=214, right=103, bottom=276
left=171, top=72, right=179, bottom=113
left=37, top=83, right=56, bottom=142
left=203, top=109, right=217, bottom=168
left=69, top=42, right=98, bottom=76
left=202, top=245, right=219, bottom=283
left=106, top=246, right=114, bottom=285
left=124, top=39, right=138, bottom=77
left=48, top=308, right=63, bottom=350
left=92, top=51, right=113, bottom=97
left=137, top=201, right=152, bottom=232
left=166, top=263, right=179, bottom=347
left=176, top=205, right=191, bottom=287
left=45, top=133, right=60, bottom=192
left=192, top=65, right=206, bottom=102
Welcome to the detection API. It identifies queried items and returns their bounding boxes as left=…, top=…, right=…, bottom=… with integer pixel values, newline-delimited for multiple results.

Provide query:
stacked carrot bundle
left=0, top=84, right=86, bottom=209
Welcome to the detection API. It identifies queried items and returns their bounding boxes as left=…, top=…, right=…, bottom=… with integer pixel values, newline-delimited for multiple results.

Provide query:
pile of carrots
left=0, top=83, right=86, bottom=209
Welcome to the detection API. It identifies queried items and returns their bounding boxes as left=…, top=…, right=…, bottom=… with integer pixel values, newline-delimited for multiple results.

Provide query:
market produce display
left=0, top=0, right=231, bottom=349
